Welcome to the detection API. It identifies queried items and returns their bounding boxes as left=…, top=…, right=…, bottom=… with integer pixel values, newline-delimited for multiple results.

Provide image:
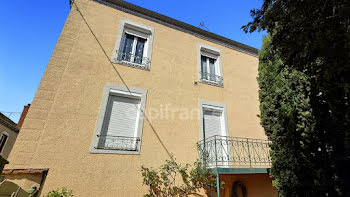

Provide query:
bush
left=141, top=157, right=223, bottom=197
left=43, top=187, right=73, bottom=197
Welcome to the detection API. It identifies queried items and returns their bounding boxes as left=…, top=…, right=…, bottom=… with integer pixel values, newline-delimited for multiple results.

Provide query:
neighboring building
left=6, top=0, right=277, bottom=196
left=0, top=113, right=19, bottom=160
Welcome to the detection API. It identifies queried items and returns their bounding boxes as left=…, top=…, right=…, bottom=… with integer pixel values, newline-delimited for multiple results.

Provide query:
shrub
left=43, top=187, right=73, bottom=197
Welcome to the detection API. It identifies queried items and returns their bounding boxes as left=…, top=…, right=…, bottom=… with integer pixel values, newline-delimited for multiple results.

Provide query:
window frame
left=0, top=133, right=9, bottom=155
left=197, top=43, right=224, bottom=87
left=90, top=83, right=147, bottom=154
left=123, top=34, right=146, bottom=63
left=199, top=100, right=228, bottom=140
left=112, top=19, right=154, bottom=71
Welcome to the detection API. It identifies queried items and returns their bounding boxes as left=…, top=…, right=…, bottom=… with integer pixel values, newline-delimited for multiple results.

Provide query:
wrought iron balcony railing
left=96, top=135, right=140, bottom=151
left=200, top=72, right=224, bottom=86
left=114, top=50, right=151, bottom=70
left=197, top=135, right=271, bottom=168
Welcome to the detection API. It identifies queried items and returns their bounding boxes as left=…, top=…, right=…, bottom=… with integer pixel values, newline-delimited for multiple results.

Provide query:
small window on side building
left=0, top=134, right=8, bottom=154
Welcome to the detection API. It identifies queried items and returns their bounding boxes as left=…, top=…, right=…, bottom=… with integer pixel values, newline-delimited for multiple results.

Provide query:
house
left=6, top=0, right=277, bottom=196
left=0, top=113, right=19, bottom=160
left=0, top=105, right=48, bottom=196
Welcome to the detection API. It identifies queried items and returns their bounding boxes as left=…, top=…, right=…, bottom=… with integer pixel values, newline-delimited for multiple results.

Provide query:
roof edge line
left=92, top=0, right=259, bottom=57
left=0, top=113, right=19, bottom=133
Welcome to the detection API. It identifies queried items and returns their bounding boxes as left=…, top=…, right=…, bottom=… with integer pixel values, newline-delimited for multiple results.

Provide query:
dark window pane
left=209, top=58, right=216, bottom=81
left=0, top=134, right=8, bottom=153
left=121, top=34, right=134, bottom=62
left=134, top=38, right=146, bottom=64
left=201, top=56, right=208, bottom=80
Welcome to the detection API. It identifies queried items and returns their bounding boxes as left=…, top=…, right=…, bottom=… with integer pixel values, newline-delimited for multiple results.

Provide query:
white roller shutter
left=201, top=51, right=218, bottom=60
left=103, top=95, right=141, bottom=137
left=124, top=28, right=149, bottom=39
left=203, top=110, right=222, bottom=138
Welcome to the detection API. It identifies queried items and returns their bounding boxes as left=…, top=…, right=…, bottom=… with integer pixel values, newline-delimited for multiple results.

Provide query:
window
left=200, top=102, right=227, bottom=140
left=199, top=100, right=229, bottom=167
left=201, top=55, right=217, bottom=82
left=0, top=134, right=8, bottom=154
left=91, top=83, right=147, bottom=154
left=98, top=94, right=141, bottom=151
left=113, top=19, right=154, bottom=70
left=203, top=110, right=224, bottom=138
left=198, top=44, right=223, bottom=86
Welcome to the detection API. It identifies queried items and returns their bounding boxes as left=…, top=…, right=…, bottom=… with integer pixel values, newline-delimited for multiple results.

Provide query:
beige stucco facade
left=6, top=0, right=275, bottom=196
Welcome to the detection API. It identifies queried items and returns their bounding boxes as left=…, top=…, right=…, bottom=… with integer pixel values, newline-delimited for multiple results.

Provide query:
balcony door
left=202, top=105, right=229, bottom=167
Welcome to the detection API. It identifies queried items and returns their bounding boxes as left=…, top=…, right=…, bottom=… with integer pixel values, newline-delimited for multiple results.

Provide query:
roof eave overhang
left=92, top=0, right=259, bottom=57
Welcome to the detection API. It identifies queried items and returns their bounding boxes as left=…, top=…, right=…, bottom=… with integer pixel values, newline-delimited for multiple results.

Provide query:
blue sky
left=0, top=0, right=265, bottom=123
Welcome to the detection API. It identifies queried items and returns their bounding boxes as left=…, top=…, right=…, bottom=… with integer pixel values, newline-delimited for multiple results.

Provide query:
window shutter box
left=124, top=28, right=149, bottom=39
left=201, top=50, right=219, bottom=60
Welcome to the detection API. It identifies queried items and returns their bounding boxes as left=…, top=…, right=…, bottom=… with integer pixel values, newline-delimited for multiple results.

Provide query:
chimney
left=17, top=104, right=31, bottom=129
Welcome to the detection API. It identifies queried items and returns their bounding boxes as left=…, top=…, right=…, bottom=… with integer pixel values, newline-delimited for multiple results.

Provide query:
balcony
left=96, top=135, right=140, bottom=151
left=197, top=135, right=271, bottom=174
left=199, top=72, right=224, bottom=86
left=114, top=50, right=151, bottom=70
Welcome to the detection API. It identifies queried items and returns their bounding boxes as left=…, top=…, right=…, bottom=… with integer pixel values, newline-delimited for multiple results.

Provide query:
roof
left=0, top=112, right=19, bottom=133
left=2, top=168, right=49, bottom=175
left=95, top=0, right=259, bottom=56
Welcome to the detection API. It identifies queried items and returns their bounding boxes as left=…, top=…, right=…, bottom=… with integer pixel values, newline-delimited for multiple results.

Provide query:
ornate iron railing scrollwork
left=96, top=135, right=140, bottom=151
left=114, top=50, right=150, bottom=70
left=197, top=135, right=271, bottom=168
left=200, top=72, right=224, bottom=86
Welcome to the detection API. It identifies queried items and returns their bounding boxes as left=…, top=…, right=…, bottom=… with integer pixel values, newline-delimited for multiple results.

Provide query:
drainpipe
left=214, top=135, right=220, bottom=197
left=202, top=118, right=206, bottom=167
left=216, top=173, right=220, bottom=197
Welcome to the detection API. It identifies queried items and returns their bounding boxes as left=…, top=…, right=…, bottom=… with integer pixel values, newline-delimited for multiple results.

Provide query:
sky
left=0, top=0, right=266, bottom=123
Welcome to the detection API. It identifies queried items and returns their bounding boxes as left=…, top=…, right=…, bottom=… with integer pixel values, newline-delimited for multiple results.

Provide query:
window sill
left=113, top=58, right=150, bottom=71
left=199, top=79, right=224, bottom=87
left=91, top=135, right=141, bottom=154
left=90, top=148, right=140, bottom=155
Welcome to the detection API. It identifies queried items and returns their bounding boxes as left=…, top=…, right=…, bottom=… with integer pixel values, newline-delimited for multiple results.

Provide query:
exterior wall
left=219, top=174, right=277, bottom=197
left=6, top=0, right=266, bottom=196
left=0, top=124, right=18, bottom=159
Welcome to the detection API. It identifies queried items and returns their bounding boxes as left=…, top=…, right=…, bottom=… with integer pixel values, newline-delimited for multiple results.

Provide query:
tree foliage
left=245, top=0, right=350, bottom=196
left=43, top=187, right=73, bottom=197
left=141, top=158, right=223, bottom=197
left=259, top=36, right=320, bottom=195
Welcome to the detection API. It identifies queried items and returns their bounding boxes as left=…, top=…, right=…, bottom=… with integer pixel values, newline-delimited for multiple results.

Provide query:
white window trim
left=199, top=100, right=228, bottom=140
left=112, top=19, right=154, bottom=70
left=201, top=56, right=220, bottom=77
left=130, top=36, right=141, bottom=62
left=90, top=83, right=147, bottom=154
left=197, top=43, right=224, bottom=87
